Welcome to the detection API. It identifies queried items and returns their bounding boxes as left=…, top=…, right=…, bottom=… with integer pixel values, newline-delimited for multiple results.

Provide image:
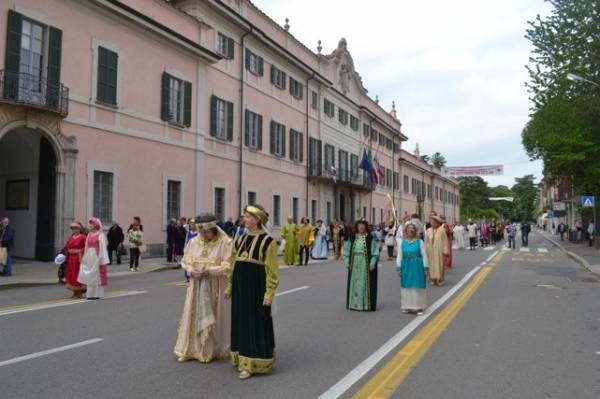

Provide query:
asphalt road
left=0, top=232, right=598, bottom=399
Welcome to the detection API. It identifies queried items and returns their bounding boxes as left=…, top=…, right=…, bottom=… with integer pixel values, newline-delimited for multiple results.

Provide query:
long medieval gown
left=425, top=226, right=448, bottom=285
left=78, top=232, right=109, bottom=298
left=228, top=229, right=279, bottom=374
left=65, top=233, right=87, bottom=294
left=311, top=225, right=328, bottom=259
left=281, top=223, right=299, bottom=265
left=453, top=224, right=466, bottom=250
left=343, top=233, right=380, bottom=311
left=396, top=239, right=428, bottom=311
left=442, top=223, right=453, bottom=269
left=174, top=231, right=233, bottom=362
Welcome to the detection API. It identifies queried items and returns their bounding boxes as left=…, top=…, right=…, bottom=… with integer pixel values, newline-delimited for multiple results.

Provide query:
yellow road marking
left=353, top=252, right=505, bottom=399
left=0, top=290, right=134, bottom=314
left=165, top=281, right=188, bottom=287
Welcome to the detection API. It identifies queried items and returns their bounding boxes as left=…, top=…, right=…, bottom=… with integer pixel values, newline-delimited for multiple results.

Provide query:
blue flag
left=359, top=148, right=371, bottom=171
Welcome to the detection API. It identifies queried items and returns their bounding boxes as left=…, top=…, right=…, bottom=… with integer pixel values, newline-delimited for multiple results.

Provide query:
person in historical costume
left=453, top=223, right=466, bottom=250
left=311, top=220, right=328, bottom=260
left=343, top=220, right=380, bottom=312
left=396, top=222, right=428, bottom=314
left=480, top=221, right=489, bottom=248
left=440, top=215, right=453, bottom=269
left=331, top=220, right=345, bottom=260
left=296, top=218, right=314, bottom=266
left=384, top=222, right=397, bottom=260
left=65, top=222, right=87, bottom=298
left=281, top=217, right=299, bottom=266
left=78, top=217, right=109, bottom=300
left=174, top=213, right=233, bottom=364
left=425, top=214, right=449, bottom=287
left=225, top=204, right=279, bottom=380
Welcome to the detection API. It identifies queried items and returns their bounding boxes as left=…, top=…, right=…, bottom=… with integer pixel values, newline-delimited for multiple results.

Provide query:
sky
left=252, top=0, right=552, bottom=188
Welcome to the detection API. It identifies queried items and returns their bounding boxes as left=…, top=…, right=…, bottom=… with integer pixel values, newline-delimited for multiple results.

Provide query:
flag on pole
left=359, top=148, right=371, bottom=171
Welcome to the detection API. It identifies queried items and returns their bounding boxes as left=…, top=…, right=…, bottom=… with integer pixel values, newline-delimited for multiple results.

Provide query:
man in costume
left=425, top=214, right=449, bottom=286
left=226, top=204, right=279, bottom=380
left=281, top=217, right=299, bottom=265
left=343, top=220, right=380, bottom=311
left=296, top=218, right=314, bottom=266
left=174, top=213, right=233, bottom=363
left=331, top=219, right=345, bottom=260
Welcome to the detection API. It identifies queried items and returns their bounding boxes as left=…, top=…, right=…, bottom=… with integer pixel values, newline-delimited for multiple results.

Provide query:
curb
left=538, top=232, right=595, bottom=274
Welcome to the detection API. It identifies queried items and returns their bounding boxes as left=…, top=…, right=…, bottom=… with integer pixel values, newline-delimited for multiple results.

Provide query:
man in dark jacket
left=166, top=219, right=177, bottom=263
left=107, top=220, right=125, bottom=264
left=0, top=217, right=15, bottom=276
left=521, top=221, right=531, bottom=247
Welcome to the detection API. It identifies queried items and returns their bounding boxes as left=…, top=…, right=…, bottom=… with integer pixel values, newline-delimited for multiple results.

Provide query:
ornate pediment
left=326, top=38, right=367, bottom=95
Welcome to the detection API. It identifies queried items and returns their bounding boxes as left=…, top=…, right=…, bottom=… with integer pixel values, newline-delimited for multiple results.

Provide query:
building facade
left=0, top=0, right=458, bottom=260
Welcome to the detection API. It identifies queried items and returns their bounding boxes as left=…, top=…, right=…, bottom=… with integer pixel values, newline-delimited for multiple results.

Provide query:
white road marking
left=319, top=251, right=499, bottom=399
left=484, top=246, right=495, bottom=251
left=538, top=248, right=549, bottom=253
left=520, top=247, right=530, bottom=252
left=275, top=286, right=310, bottom=297
left=0, top=290, right=147, bottom=317
left=0, top=338, right=103, bottom=367
left=502, top=246, right=511, bottom=251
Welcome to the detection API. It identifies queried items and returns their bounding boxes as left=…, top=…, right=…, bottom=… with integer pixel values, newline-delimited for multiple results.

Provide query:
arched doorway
left=0, top=127, right=57, bottom=260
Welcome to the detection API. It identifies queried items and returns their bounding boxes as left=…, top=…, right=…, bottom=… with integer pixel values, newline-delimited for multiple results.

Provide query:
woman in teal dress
left=343, top=220, right=380, bottom=311
left=396, top=222, right=429, bottom=315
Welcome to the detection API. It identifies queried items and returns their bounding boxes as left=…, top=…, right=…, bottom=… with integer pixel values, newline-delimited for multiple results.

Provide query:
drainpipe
left=369, top=118, right=374, bottom=224
left=305, top=74, right=315, bottom=218
left=238, top=28, right=252, bottom=214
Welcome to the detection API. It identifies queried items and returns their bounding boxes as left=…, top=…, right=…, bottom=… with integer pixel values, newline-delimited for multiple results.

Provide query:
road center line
left=276, top=286, right=310, bottom=296
left=0, top=290, right=147, bottom=317
left=318, top=250, right=499, bottom=399
left=0, top=338, right=104, bottom=367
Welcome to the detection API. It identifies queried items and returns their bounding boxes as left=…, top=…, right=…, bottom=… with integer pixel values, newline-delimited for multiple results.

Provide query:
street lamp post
left=567, top=73, right=600, bottom=88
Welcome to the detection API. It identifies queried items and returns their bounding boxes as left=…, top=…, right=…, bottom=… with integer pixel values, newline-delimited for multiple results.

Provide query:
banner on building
left=490, top=197, right=514, bottom=202
left=441, top=165, right=504, bottom=178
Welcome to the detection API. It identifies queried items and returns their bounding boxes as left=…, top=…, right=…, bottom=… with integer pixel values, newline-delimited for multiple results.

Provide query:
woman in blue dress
left=396, top=222, right=429, bottom=315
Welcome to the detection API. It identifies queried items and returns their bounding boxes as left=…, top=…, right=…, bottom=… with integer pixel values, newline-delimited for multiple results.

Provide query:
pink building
left=0, top=0, right=458, bottom=261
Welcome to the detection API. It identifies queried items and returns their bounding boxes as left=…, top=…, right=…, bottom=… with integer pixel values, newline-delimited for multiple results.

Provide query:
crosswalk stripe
left=483, top=247, right=495, bottom=251
left=537, top=247, right=548, bottom=253
left=502, top=246, right=511, bottom=251
left=520, top=247, right=530, bottom=252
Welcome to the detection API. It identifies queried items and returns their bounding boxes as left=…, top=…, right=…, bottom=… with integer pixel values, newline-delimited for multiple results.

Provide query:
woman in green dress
left=281, top=217, right=299, bottom=265
left=343, top=220, right=380, bottom=311
left=225, top=204, right=279, bottom=380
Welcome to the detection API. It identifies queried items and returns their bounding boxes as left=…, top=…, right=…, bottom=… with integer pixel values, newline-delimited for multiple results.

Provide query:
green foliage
left=511, top=175, right=538, bottom=221
left=431, top=152, right=447, bottom=169
left=459, top=177, right=491, bottom=220
left=420, top=154, right=431, bottom=163
left=489, top=185, right=516, bottom=220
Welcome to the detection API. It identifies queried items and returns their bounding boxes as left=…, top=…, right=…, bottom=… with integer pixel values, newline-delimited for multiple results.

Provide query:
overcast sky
left=252, top=0, right=551, bottom=188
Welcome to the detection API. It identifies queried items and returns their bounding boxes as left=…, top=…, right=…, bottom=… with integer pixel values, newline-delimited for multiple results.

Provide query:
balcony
left=0, top=70, right=69, bottom=116
left=309, top=166, right=372, bottom=192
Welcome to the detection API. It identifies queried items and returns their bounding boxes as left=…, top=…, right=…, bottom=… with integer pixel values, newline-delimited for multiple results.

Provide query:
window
left=393, top=172, right=399, bottom=190
left=289, top=77, right=303, bottom=99
left=161, top=72, right=191, bottom=127
left=371, top=128, right=378, bottom=142
left=273, top=195, right=281, bottom=226
left=327, top=202, right=332, bottom=223
left=97, top=46, right=118, bottom=105
left=427, top=184, right=432, bottom=199
left=93, top=171, right=113, bottom=223
left=386, top=137, right=393, bottom=150
left=363, top=123, right=370, bottom=138
left=270, top=121, right=286, bottom=157
left=216, top=32, right=234, bottom=59
left=311, top=200, right=317, bottom=223
left=379, top=133, right=386, bottom=146
left=403, top=175, right=409, bottom=193
left=244, top=110, right=263, bottom=149
left=245, top=49, right=263, bottom=76
left=311, top=91, right=318, bottom=110
left=247, top=191, right=257, bottom=206
left=214, top=187, right=225, bottom=220
left=309, top=137, right=322, bottom=176
left=324, top=98, right=335, bottom=117
left=363, top=206, right=367, bottom=219
left=18, top=18, right=44, bottom=101
left=167, top=180, right=181, bottom=221
left=270, top=65, right=286, bottom=89
left=338, top=108, right=348, bottom=125
left=350, top=154, right=359, bottom=179
left=372, top=208, right=376, bottom=223
left=386, top=168, right=392, bottom=187
left=338, top=150, right=348, bottom=181
left=210, top=95, right=234, bottom=141
left=350, top=115, right=359, bottom=131
left=411, top=178, right=417, bottom=195
left=324, top=144, right=335, bottom=172
left=380, top=209, right=384, bottom=223
left=393, top=143, right=400, bottom=153
left=435, top=186, right=439, bottom=200
left=290, top=129, right=303, bottom=162
left=292, top=197, right=299, bottom=224
left=380, top=168, right=386, bottom=186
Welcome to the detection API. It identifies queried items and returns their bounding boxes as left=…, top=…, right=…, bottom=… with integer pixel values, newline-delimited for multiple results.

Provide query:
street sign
left=553, top=202, right=566, bottom=211
left=581, top=195, right=596, bottom=208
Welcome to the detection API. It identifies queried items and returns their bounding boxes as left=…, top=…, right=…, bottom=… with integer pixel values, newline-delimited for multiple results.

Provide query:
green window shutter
left=226, top=101, right=234, bottom=141
left=160, top=72, right=170, bottom=121
left=289, top=77, right=293, bottom=95
left=258, top=57, right=264, bottom=76
left=106, top=50, right=118, bottom=105
left=270, top=65, right=276, bottom=85
left=227, top=37, right=235, bottom=59
left=245, top=49, right=251, bottom=70
left=210, top=95, right=218, bottom=137
left=5, top=10, right=23, bottom=100
left=244, top=110, right=250, bottom=146
left=47, top=26, right=63, bottom=108
left=289, top=130, right=294, bottom=160
left=97, top=47, right=106, bottom=102
left=257, top=114, right=263, bottom=150
left=281, top=125, right=286, bottom=157
left=281, top=72, right=287, bottom=90
left=270, top=121, right=276, bottom=154
left=183, top=81, right=192, bottom=127
left=317, top=140, right=322, bottom=175
left=299, top=132, right=304, bottom=163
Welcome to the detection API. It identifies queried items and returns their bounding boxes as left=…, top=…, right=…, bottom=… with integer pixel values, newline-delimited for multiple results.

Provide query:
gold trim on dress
left=230, top=351, right=275, bottom=374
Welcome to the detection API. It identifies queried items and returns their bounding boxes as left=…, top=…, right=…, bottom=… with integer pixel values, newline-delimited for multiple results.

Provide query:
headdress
left=89, top=217, right=103, bottom=231
left=244, top=205, right=268, bottom=225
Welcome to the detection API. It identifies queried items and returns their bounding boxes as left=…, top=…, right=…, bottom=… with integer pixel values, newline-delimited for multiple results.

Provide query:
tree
left=511, top=175, right=539, bottom=221
left=420, top=154, right=431, bottom=163
left=431, top=152, right=447, bottom=169
left=489, top=185, right=515, bottom=220
left=458, top=177, right=492, bottom=220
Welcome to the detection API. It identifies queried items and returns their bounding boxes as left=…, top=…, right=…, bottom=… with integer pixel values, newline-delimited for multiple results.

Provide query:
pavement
left=538, top=228, right=600, bottom=276
left=1, top=232, right=599, bottom=399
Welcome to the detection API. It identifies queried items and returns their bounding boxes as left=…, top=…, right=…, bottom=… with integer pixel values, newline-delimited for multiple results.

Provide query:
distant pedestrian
left=384, top=222, right=396, bottom=260
left=233, top=216, right=246, bottom=240
left=587, top=222, right=595, bottom=247
left=0, top=217, right=15, bottom=277
left=175, top=218, right=187, bottom=264
left=332, top=220, right=345, bottom=260
left=396, top=222, right=428, bottom=315
left=312, top=220, right=328, bottom=260
left=223, top=217, right=234, bottom=237
left=467, top=219, right=477, bottom=251
left=128, top=222, right=144, bottom=271
left=297, top=218, right=313, bottom=266
left=107, top=220, right=124, bottom=265
left=64, top=222, right=87, bottom=298
left=441, top=215, right=452, bottom=269
left=521, top=221, right=531, bottom=246
left=166, top=218, right=177, bottom=263
left=79, top=218, right=109, bottom=299
left=425, top=215, right=448, bottom=286
left=183, top=219, right=198, bottom=282
left=506, top=222, right=517, bottom=249
left=453, top=223, right=466, bottom=250
left=128, top=216, right=143, bottom=233
left=557, top=222, right=566, bottom=241
left=281, top=217, right=299, bottom=265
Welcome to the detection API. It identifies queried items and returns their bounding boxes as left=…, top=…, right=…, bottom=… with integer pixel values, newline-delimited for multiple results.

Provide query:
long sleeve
left=369, top=238, right=379, bottom=269
left=225, top=245, right=236, bottom=295
left=264, top=240, right=280, bottom=301
left=208, top=237, right=233, bottom=277
left=99, top=234, right=110, bottom=265
left=342, top=240, right=351, bottom=268
left=180, top=240, right=195, bottom=272
left=440, top=229, right=449, bottom=255
left=396, top=240, right=403, bottom=272
left=420, top=240, right=429, bottom=271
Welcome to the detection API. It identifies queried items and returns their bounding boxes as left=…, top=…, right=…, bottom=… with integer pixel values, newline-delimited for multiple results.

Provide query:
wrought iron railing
left=0, top=70, right=69, bottom=116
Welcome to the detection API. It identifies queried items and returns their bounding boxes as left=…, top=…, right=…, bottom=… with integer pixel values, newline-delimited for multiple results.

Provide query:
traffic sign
left=581, top=195, right=596, bottom=208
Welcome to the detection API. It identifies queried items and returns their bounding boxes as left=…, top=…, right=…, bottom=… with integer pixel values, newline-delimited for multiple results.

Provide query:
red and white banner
left=441, top=165, right=504, bottom=178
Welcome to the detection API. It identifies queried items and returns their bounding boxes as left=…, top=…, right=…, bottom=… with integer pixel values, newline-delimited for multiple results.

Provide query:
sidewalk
left=538, top=229, right=600, bottom=276
left=0, top=257, right=177, bottom=288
